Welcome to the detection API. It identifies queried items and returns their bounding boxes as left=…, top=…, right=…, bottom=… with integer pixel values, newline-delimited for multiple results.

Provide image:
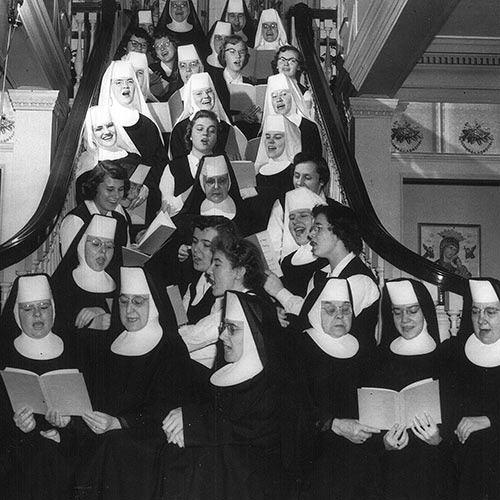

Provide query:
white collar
left=111, top=322, right=163, bottom=356
left=258, top=158, right=290, bottom=176
left=207, top=52, right=223, bottom=68
left=223, top=68, right=243, bottom=85
left=306, top=329, right=359, bottom=359
left=192, top=273, right=211, bottom=306
left=328, top=252, right=356, bottom=277
left=85, top=199, right=111, bottom=217
left=110, top=104, right=140, bottom=127
left=187, top=152, right=200, bottom=176
left=200, top=196, right=236, bottom=219
left=167, top=20, right=193, bottom=33
left=73, top=265, right=116, bottom=293
left=290, top=243, right=316, bottom=265
left=390, top=327, right=437, bottom=356
left=465, top=333, right=500, bottom=368
left=256, top=41, right=280, bottom=51
left=160, top=61, right=173, bottom=76
left=286, top=112, right=301, bottom=127
left=14, top=332, right=64, bottom=360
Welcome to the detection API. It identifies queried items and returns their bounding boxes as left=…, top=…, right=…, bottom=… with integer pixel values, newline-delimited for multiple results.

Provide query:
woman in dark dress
left=157, top=0, right=208, bottom=60
left=206, top=21, right=232, bottom=70
left=0, top=274, right=78, bottom=500
left=52, top=214, right=119, bottom=391
left=452, top=278, right=500, bottom=500
left=74, top=266, right=193, bottom=500
left=279, top=187, right=328, bottom=296
left=173, top=153, right=255, bottom=237
left=372, top=278, right=455, bottom=500
left=60, top=161, right=130, bottom=256
left=156, top=288, right=297, bottom=500
left=253, top=114, right=301, bottom=223
left=98, top=60, right=168, bottom=179
left=295, top=277, right=380, bottom=500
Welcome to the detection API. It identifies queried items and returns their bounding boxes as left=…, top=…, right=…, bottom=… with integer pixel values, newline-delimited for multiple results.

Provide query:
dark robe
left=298, top=118, right=322, bottom=155
left=149, top=62, right=183, bottom=102
left=154, top=291, right=304, bottom=500
left=294, top=332, right=379, bottom=500
left=451, top=334, right=500, bottom=500
left=74, top=275, right=194, bottom=500
left=0, top=291, right=79, bottom=500
left=157, top=0, right=209, bottom=60
left=170, top=117, right=231, bottom=160
left=369, top=347, right=456, bottom=500
left=219, top=0, right=256, bottom=48
left=281, top=251, right=329, bottom=297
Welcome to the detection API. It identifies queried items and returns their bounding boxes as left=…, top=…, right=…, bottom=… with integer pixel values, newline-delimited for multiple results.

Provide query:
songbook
left=231, top=160, right=256, bottom=189
left=245, top=230, right=283, bottom=277
left=225, top=125, right=248, bottom=161
left=167, top=89, right=184, bottom=125
left=147, top=102, right=173, bottom=133
left=242, top=49, right=275, bottom=81
left=166, top=285, right=188, bottom=327
left=1, top=368, right=92, bottom=416
left=229, top=84, right=267, bottom=113
left=122, top=211, right=176, bottom=266
left=357, top=378, right=441, bottom=430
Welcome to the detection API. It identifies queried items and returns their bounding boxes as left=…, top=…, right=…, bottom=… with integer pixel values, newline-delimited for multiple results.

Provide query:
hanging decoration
left=459, top=120, right=494, bottom=154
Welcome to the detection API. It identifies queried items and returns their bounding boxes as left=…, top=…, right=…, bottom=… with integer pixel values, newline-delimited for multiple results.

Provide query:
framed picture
left=418, top=223, right=480, bottom=277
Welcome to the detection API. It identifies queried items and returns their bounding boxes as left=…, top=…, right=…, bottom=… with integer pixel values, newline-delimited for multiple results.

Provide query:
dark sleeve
left=183, top=380, right=280, bottom=447
left=169, top=122, right=189, bottom=160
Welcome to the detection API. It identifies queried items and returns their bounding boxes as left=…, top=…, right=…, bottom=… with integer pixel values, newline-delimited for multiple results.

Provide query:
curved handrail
left=0, top=0, right=119, bottom=270
left=292, top=3, right=467, bottom=296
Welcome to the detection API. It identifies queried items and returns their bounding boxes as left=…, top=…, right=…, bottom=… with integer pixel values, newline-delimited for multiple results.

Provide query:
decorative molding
left=350, top=97, right=399, bottom=117
left=343, top=0, right=409, bottom=90
left=419, top=54, right=500, bottom=66
left=9, top=89, right=60, bottom=111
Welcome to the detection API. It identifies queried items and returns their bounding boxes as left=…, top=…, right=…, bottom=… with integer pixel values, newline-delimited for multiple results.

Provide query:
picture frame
left=418, top=223, right=481, bottom=277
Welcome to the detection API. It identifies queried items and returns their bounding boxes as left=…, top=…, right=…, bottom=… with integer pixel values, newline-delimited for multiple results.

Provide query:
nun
left=0, top=274, right=77, bottom=500
left=294, top=278, right=380, bottom=500
left=372, top=279, right=455, bottom=500
left=169, top=72, right=233, bottom=159
left=123, top=51, right=158, bottom=102
left=75, top=105, right=141, bottom=205
left=157, top=0, right=208, bottom=59
left=52, top=215, right=119, bottom=389
left=254, top=8, right=288, bottom=51
left=206, top=21, right=232, bottom=69
left=452, top=278, right=500, bottom=500
left=75, top=266, right=193, bottom=500
left=174, top=154, right=254, bottom=236
left=156, top=289, right=292, bottom=500
left=263, top=73, right=321, bottom=154
left=220, top=0, right=256, bottom=47
left=98, top=60, right=168, bottom=175
left=278, top=187, right=328, bottom=295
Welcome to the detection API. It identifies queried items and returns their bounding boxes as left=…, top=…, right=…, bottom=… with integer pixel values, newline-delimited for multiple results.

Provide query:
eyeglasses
left=224, top=48, right=247, bottom=57
left=310, top=223, right=333, bottom=235
left=219, top=320, right=242, bottom=335
left=277, top=56, right=299, bottom=65
left=171, top=1, right=188, bottom=8
left=86, top=237, right=115, bottom=251
left=321, top=303, right=352, bottom=317
left=19, top=301, right=51, bottom=313
left=154, top=40, right=171, bottom=50
left=472, top=306, right=500, bottom=318
left=129, top=39, right=148, bottom=50
left=119, top=295, right=149, bottom=306
left=263, top=22, right=278, bottom=29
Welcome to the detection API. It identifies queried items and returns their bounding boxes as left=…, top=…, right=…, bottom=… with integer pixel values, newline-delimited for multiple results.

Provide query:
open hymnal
left=242, top=49, right=275, bottom=81
left=122, top=210, right=176, bottom=266
left=357, top=378, right=441, bottom=430
left=245, top=230, right=283, bottom=277
left=1, top=367, right=92, bottom=416
left=229, top=84, right=267, bottom=113
left=166, top=285, right=188, bottom=327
